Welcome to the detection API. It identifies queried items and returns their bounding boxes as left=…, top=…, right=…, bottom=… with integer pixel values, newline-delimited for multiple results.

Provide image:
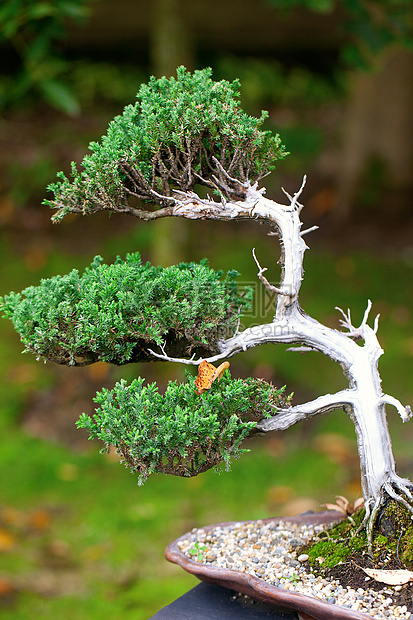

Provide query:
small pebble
left=274, top=546, right=286, bottom=555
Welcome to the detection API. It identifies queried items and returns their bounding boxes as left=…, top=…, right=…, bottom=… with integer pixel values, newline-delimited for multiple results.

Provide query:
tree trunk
left=139, top=178, right=413, bottom=537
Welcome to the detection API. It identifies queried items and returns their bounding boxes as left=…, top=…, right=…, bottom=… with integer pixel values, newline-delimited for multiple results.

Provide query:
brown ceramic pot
left=165, top=511, right=375, bottom=620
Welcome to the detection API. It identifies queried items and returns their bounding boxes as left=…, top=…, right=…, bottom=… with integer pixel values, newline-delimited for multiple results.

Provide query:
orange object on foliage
left=194, top=360, right=230, bottom=395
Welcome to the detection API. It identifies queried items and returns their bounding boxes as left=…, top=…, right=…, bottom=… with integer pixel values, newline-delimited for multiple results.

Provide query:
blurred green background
left=1, top=1, right=413, bottom=618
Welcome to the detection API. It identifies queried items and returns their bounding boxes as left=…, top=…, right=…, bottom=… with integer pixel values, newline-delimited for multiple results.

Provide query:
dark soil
left=299, top=505, right=413, bottom=613
left=323, top=553, right=413, bottom=611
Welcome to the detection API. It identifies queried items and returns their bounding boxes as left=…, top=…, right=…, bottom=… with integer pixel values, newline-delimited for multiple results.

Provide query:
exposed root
left=367, top=497, right=382, bottom=555
left=357, top=480, right=413, bottom=554
left=384, top=479, right=413, bottom=511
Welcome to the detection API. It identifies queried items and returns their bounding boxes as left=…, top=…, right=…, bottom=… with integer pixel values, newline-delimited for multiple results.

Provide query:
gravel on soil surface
left=178, top=519, right=413, bottom=620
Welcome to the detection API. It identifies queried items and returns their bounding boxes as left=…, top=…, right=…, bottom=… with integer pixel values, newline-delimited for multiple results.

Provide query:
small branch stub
left=252, top=248, right=288, bottom=296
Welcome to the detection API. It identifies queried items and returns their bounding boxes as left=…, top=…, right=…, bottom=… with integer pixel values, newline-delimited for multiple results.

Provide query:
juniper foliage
left=77, top=371, right=289, bottom=484
left=0, top=253, right=251, bottom=366
left=1, top=67, right=292, bottom=488
left=45, top=66, right=287, bottom=222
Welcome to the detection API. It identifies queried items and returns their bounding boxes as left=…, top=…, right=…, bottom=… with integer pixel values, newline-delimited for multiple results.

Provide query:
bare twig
left=147, top=347, right=229, bottom=365
left=300, top=225, right=319, bottom=237
left=281, top=175, right=307, bottom=212
left=379, top=395, right=413, bottom=423
left=336, top=306, right=357, bottom=335
left=252, top=248, right=288, bottom=296
left=120, top=205, right=177, bottom=220
left=149, top=188, right=175, bottom=204
left=361, top=299, right=373, bottom=327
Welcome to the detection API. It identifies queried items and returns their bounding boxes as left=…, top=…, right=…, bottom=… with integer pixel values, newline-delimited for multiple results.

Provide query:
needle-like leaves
left=77, top=371, right=288, bottom=484
left=0, top=253, right=251, bottom=365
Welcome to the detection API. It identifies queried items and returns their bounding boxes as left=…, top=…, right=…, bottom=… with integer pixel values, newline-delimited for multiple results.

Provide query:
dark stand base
left=149, top=582, right=299, bottom=619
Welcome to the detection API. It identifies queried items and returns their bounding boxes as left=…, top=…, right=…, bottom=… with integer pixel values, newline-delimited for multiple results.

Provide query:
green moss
left=306, top=518, right=367, bottom=568
left=305, top=509, right=365, bottom=569
left=378, top=501, right=413, bottom=568
left=401, top=533, right=413, bottom=568
left=381, top=502, right=413, bottom=569
left=383, top=499, right=412, bottom=531
left=374, top=534, right=388, bottom=546
left=304, top=504, right=413, bottom=572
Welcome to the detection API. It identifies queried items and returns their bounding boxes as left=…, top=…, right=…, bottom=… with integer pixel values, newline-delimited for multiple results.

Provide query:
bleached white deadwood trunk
left=144, top=176, right=413, bottom=537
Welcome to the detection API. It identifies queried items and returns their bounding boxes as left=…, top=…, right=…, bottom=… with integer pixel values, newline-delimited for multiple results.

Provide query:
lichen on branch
left=44, top=66, right=287, bottom=222
left=0, top=252, right=251, bottom=366
left=77, top=371, right=289, bottom=485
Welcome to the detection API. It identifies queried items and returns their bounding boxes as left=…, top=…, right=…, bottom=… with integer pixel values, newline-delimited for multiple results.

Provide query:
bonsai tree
left=1, top=67, right=412, bottom=550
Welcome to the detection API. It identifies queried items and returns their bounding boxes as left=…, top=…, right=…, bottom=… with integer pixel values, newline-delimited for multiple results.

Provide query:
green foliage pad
left=45, top=66, right=287, bottom=222
left=77, top=372, right=288, bottom=484
left=0, top=253, right=251, bottom=366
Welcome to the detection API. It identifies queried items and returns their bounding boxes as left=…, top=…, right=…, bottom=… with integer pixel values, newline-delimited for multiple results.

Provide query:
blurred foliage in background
left=1, top=0, right=411, bottom=115
left=0, top=0, right=148, bottom=114
left=266, top=0, right=413, bottom=67
left=0, top=0, right=94, bottom=116
left=1, top=0, right=413, bottom=617
left=0, top=0, right=411, bottom=217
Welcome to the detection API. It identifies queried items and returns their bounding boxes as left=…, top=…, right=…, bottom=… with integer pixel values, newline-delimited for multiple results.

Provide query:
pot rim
left=165, top=511, right=375, bottom=620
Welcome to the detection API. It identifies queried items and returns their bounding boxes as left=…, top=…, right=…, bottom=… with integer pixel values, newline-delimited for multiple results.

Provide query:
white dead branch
left=143, top=176, right=413, bottom=542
